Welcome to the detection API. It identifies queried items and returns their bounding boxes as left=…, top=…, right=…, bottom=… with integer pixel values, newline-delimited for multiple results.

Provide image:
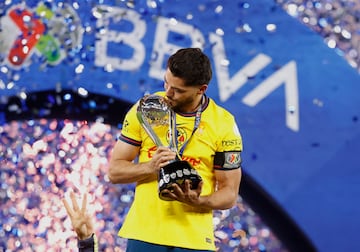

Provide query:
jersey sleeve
left=213, top=115, right=243, bottom=170
left=118, top=102, right=142, bottom=146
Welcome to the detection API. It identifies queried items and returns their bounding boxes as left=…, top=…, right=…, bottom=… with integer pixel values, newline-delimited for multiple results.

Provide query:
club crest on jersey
left=166, top=127, right=187, bottom=148
left=122, top=119, right=130, bottom=133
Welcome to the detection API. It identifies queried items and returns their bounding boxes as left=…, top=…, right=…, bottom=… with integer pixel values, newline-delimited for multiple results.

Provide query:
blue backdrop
left=1, top=0, right=359, bottom=251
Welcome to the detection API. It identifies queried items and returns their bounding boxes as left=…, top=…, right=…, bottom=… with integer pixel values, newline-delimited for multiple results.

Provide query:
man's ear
left=198, top=84, right=208, bottom=94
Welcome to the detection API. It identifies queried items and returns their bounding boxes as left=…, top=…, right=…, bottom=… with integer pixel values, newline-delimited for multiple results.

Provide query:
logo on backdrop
left=0, top=3, right=83, bottom=67
left=0, top=3, right=300, bottom=132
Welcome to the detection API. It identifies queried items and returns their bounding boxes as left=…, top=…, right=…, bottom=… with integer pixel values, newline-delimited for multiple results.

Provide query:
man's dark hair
left=167, top=48, right=212, bottom=87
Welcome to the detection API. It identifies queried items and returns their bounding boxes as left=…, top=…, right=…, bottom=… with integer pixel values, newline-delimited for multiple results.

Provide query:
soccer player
left=108, top=48, right=243, bottom=252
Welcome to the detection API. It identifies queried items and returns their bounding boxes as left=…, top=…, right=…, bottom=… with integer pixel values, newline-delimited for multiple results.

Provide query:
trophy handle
left=168, top=110, right=183, bottom=161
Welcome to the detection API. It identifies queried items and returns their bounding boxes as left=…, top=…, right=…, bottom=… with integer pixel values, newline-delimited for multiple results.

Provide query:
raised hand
left=62, top=192, right=94, bottom=240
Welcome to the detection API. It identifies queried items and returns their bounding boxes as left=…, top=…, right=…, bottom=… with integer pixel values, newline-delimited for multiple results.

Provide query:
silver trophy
left=137, top=94, right=202, bottom=201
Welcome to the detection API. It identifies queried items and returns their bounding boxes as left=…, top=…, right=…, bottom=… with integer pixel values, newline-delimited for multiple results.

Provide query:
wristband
left=78, top=233, right=98, bottom=251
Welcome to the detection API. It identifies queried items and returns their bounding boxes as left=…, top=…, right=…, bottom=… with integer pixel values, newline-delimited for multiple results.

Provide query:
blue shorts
left=126, top=239, right=214, bottom=252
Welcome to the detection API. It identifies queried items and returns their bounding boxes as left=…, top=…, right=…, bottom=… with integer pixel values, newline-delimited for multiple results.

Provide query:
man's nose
left=164, top=85, right=173, bottom=97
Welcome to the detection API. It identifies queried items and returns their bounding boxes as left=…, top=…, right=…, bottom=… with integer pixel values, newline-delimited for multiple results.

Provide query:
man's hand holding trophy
left=136, top=94, right=202, bottom=201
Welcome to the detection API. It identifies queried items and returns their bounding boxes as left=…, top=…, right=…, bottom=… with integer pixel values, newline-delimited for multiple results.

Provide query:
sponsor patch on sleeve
left=214, top=151, right=242, bottom=170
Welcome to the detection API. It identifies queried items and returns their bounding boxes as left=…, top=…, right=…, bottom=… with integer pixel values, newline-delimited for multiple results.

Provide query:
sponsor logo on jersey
left=222, top=139, right=242, bottom=147
left=223, top=151, right=241, bottom=169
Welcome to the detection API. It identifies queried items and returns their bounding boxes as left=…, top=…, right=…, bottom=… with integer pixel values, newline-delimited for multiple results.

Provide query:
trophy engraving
left=137, top=94, right=202, bottom=201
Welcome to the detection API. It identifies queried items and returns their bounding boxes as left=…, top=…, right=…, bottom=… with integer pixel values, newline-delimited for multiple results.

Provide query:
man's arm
left=164, top=168, right=242, bottom=210
left=198, top=168, right=242, bottom=209
left=107, top=140, right=177, bottom=184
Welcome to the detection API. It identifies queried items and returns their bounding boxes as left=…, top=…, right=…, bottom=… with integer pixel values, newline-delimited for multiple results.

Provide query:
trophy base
left=158, top=160, right=202, bottom=201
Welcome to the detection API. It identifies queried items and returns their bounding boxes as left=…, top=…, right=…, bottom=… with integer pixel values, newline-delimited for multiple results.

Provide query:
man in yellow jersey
left=108, top=48, right=243, bottom=252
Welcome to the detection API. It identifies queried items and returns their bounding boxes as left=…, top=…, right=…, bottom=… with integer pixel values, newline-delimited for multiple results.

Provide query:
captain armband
left=213, top=151, right=242, bottom=170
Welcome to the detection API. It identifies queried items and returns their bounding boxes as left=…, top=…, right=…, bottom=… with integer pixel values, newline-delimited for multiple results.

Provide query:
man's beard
left=169, top=101, right=181, bottom=113
left=168, top=97, right=195, bottom=113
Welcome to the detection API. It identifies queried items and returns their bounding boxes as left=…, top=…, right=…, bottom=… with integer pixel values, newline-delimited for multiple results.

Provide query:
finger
left=160, top=159, right=172, bottom=168
left=163, top=184, right=179, bottom=195
left=81, top=193, right=87, bottom=214
left=184, top=180, right=191, bottom=191
left=70, top=191, right=80, bottom=212
left=170, top=183, right=183, bottom=194
left=155, top=146, right=166, bottom=154
left=62, top=198, right=74, bottom=217
left=161, top=189, right=177, bottom=199
left=196, top=181, right=204, bottom=194
left=157, top=147, right=175, bottom=156
left=157, top=146, right=170, bottom=152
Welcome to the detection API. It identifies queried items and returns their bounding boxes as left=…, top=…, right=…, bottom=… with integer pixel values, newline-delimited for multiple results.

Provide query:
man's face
left=163, top=68, right=201, bottom=113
